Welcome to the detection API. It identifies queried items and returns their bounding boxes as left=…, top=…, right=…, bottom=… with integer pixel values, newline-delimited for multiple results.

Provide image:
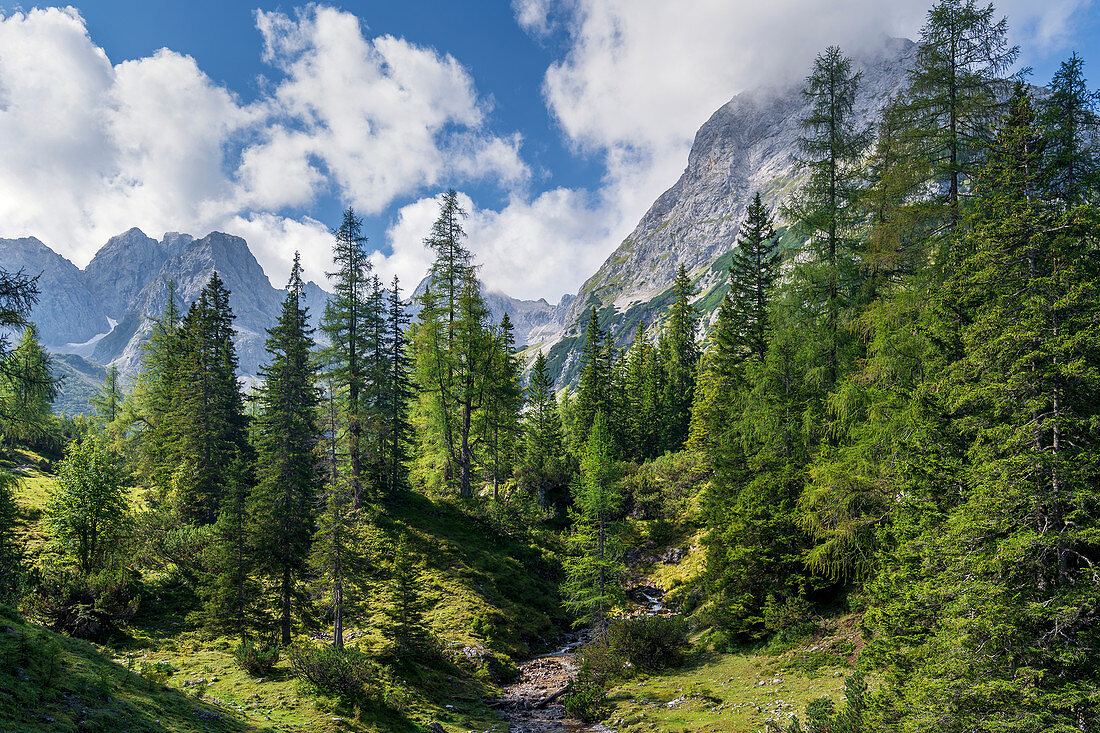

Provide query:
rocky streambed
left=495, top=586, right=669, bottom=732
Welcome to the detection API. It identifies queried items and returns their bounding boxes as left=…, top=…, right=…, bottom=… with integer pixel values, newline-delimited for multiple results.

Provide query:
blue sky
left=0, top=1, right=1097, bottom=301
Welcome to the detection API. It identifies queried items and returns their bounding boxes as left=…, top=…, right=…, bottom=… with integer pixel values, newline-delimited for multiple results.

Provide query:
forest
left=1, top=0, right=1099, bottom=731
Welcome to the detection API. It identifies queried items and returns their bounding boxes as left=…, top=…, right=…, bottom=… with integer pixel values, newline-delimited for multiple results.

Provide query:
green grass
left=602, top=647, right=848, bottom=733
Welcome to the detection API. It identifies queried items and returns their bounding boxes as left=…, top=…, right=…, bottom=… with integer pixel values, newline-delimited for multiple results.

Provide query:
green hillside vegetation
left=2, top=2, right=1099, bottom=732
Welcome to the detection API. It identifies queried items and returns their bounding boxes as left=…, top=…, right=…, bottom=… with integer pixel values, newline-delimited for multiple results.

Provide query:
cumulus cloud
left=0, top=5, right=527, bottom=292
left=374, top=188, right=621, bottom=303
left=500, top=0, right=1090, bottom=300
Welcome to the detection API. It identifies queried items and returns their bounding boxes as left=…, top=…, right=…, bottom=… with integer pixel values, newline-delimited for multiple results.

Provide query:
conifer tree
left=1, top=326, right=56, bottom=445
left=520, top=351, right=568, bottom=508
left=783, top=45, right=869, bottom=392
left=322, top=209, right=374, bottom=508
left=410, top=192, right=495, bottom=498
left=383, top=532, right=429, bottom=655
left=868, top=89, right=1100, bottom=730
left=661, top=265, right=699, bottom=450
left=572, top=308, right=612, bottom=455
left=200, top=454, right=255, bottom=636
left=249, top=256, right=320, bottom=645
left=1042, top=52, right=1100, bottom=205
left=904, top=0, right=1019, bottom=231
left=729, top=193, right=781, bottom=363
left=0, top=267, right=41, bottom=600
left=132, top=282, right=183, bottom=491
left=170, top=273, right=250, bottom=524
left=91, top=366, right=122, bottom=426
left=380, top=276, right=413, bottom=498
left=481, top=314, right=522, bottom=500
left=563, top=413, right=625, bottom=633
left=621, top=323, right=662, bottom=461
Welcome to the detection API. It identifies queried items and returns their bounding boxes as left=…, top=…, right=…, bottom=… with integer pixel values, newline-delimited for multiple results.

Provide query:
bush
left=137, top=660, right=175, bottom=687
left=232, top=638, right=280, bottom=677
left=287, top=643, right=375, bottom=695
left=575, top=638, right=627, bottom=685
left=607, top=615, right=691, bottom=671
left=563, top=671, right=608, bottom=723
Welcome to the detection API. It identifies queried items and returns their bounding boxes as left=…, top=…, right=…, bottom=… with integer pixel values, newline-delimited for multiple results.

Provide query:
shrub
left=575, top=638, right=627, bottom=685
left=287, top=643, right=375, bottom=695
left=607, top=615, right=690, bottom=671
left=137, top=660, right=175, bottom=687
left=232, top=638, right=280, bottom=677
left=563, top=671, right=608, bottom=723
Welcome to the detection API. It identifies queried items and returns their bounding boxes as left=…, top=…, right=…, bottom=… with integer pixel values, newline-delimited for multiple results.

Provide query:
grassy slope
left=5, top=447, right=565, bottom=733
left=609, top=469, right=857, bottom=733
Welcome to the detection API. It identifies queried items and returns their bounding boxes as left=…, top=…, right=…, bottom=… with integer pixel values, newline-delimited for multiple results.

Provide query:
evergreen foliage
left=563, top=414, right=625, bottom=632
left=249, top=256, right=321, bottom=645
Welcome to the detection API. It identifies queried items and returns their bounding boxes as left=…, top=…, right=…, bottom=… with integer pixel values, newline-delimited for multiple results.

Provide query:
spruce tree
left=621, top=323, right=662, bottom=461
left=563, top=413, right=625, bottom=633
left=661, top=265, right=699, bottom=450
left=170, top=272, right=250, bottom=524
left=868, top=89, right=1100, bottom=730
left=573, top=307, right=612, bottom=455
left=1042, top=52, right=1100, bottom=205
left=322, top=209, right=374, bottom=508
left=729, top=193, right=781, bottom=363
left=249, top=256, right=321, bottom=645
left=382, top=532, right=430, bottom=656
left=481, top=314, right=522, bottom=500
left=520, top=351, right=568, bottom=509
left=380, top=276, right=413, bottom=498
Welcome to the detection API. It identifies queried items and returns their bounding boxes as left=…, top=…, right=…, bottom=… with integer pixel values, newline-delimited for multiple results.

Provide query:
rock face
left=0, top=236, right=107, bottom=347
left=538, top=37, right=917, bottom=384
left=2, top=229, right=329, bottom=380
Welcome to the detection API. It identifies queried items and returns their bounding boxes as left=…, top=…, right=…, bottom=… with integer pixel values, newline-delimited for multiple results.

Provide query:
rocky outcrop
left=540, top=38, right=917, bottom=384
left=0, top=236, right=107, bottom=347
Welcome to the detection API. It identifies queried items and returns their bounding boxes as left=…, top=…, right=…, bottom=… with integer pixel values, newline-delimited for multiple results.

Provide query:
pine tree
left=782, top=45, right=869, bottom=393
left=170, top=273, right=250, bottom=524
left=563, top=413, right=625, bottom=633
left=661, top=265, right=700, bottom=450
left=200, top=454, right=255, bottom=636
left=729, top=193, right=781, bottom=363
left=383, top=532, right=430, bottom=656
left=249, top=256, right=321, bottom=645
left=322, top=209, right=374, bottom=508
left=133, top=281, right=184, bottom=492
left=520, top=351, right=569, bottom=509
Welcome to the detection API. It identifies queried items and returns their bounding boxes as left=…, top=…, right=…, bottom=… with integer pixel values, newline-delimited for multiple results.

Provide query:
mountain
left=1, top=229, right=331, bottom=389
left=534, top=37, right=917, bottom=384
left=0, top=237, right=107, bottom=347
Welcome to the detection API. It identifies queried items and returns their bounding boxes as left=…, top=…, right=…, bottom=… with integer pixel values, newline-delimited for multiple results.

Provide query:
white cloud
left=0, top=5, right=527, bottom=292
left=499, top=0, right=1091, bottom=300
left=375, top=188, right=623, bottom=303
